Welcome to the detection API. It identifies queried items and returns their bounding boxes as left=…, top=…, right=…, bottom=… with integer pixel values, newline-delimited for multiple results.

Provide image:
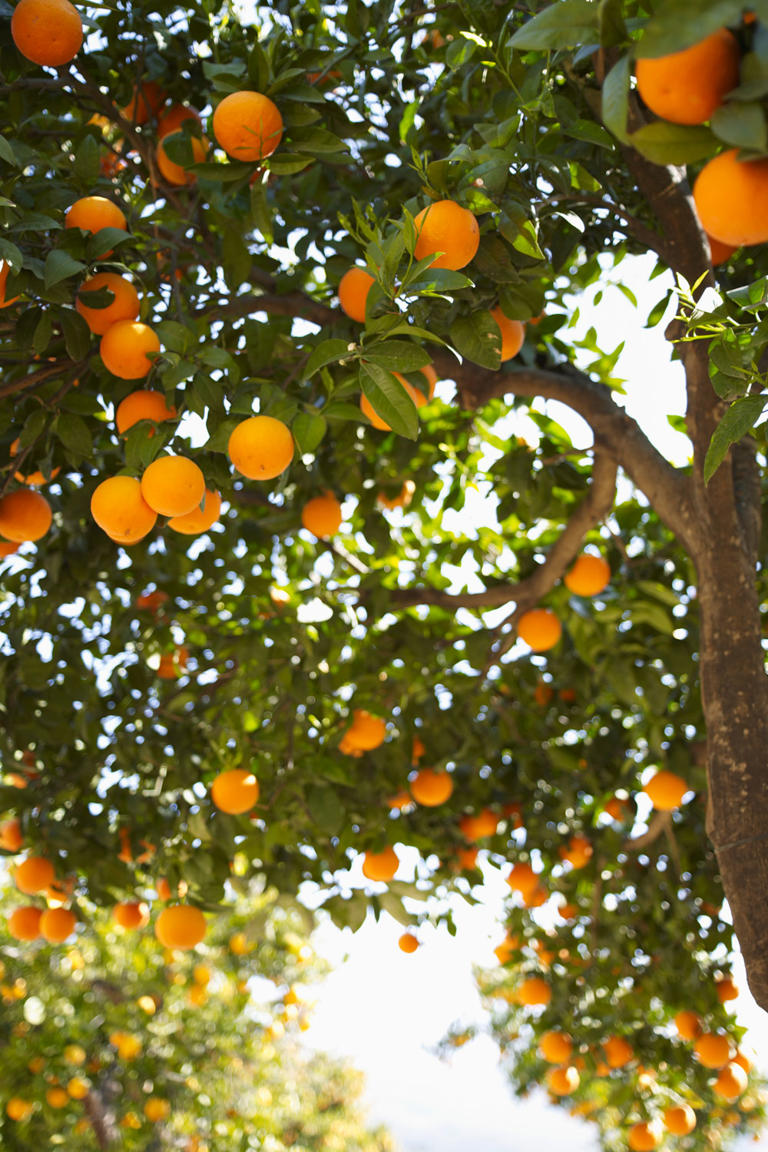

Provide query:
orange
left=523, top=883, right=548, bottom=908
left=120, top=80, right=166, bottom=124
left=643, top=770, right=688, bottom=810
left=459, top=808, right=498, bottom=841
left=8, top=905, right=42, bottom=940
left=0, top=818, right=23, bottom=852
left=627, top=1119, right=663, bottom=1151
left=490, top=307, right=525, bottom=361
left=413, top=199, right=480, bottom=270
left=377, top=480, right=415, bottom=510
left=708, top=234, right=738, bottom=265
left=11, top=0, right=82, bottom=66
left=157, top=646, right=188, bottom=679
left=603, top=1035, right=633, bottom=1067
left=39, top=907, right=76, bottom=942
left=193, top=963, right=211, bottom=986
left=361, top=846, right=399, bottom=882
left=76, top=273, right=139, bottom=335
left=714, top=1062, right=748, bottom=1100
left=410, top=769, right=453, bottom=806
left=560, top=833, right=593, bottom=869
left=558, top=902, right=578, bottom=920
left=733, top=1050, right=752, bottom=1073
left=229, top=931, right=249, bottom=955
left=534, top=681, right=553, bottom=707
left=398, top=932, right=419, bottom=953
left=15, top=855, right=55, bottom=894
left=140, top=455, right=205, bottom=517
left=546, top=1066, right=579, bottom=1095
left=694, top=150, right=768, bottom=247
left=144, top=1098, right=170, bottom=1122
left=0, top=541, right=19, bottom=557
left=663, top=1104, right=696, bottom=1135
left=301, top=492, right=342, bottom=537
left=339, top=267, right=375, bottom=322
left=674, top=1009, right=702, bottom=1040
left=564, top=553, right=611, bottom=596
left=493, top=933, right=519, bottom=963
left=100, top=320, right=160, bottom=379
left=0, top=261, right=20, bottom=308
left=694, top=1032, right=733, bottom=1068
left=168, top=488, right=222, bottom=534
left=110, top=1030, right=142, bottom=1059
left=116, top=390, right=177, bottom=435
left=65, top=196, right=127, bottom=257
left=517, top=608, right=562, bottom=651
left=10, top=438, right=60, bottom=486
left=46, top=1087, right=69, bottom=1108
left=158, top=104, right=201, bottom=139
left=6, top=1097, right=33, bottom=1121
left=457, top=845, right=478, bottom=870
left=213, top=91, right=284, bottom=161
left=516, top=976, right=551, bottom=1006
left=635, top=29, right=739, bottom=125
left=539, top=1031, right=573, bottom=1064
left=67, top=1077, right=88, bottom=1100
left=113, top=901, right=149, bottom=929
left=0, top=489, right=52, bottom=542
left=228, top=414, right=295, bottom=480
left=135, top=589, right=169, bottom=612
left=388, top=790, right=411, bottom=809
left=411, top=735, right=426, bottom=763
left=90, top=475, right=157, bottom=544
left=716, top=975, right=739, bottom=1003
left=156, top=132, right=208, bottom=186
left=506, top=861, right=538, bottom=896
left=154, top=904, right=206, bottom=950
left=344, top=709, right=387, bottom=751
left=210, top=768, right=260, bottom=814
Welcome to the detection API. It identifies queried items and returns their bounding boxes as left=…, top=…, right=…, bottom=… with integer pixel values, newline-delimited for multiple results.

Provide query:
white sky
left=304, top=259, right=768, bottom=1152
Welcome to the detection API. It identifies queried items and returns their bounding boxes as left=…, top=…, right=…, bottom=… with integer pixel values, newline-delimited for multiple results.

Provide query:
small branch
left=0, top=359, right=73, bottom=399
left=623, top=810, right=671, bottom=853
left=83, top=1087, right=118, bottom=1150
left=202, top=290, right=338, bottom=330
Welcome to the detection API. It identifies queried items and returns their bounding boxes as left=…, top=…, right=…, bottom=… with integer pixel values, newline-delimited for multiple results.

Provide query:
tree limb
left=623, top=810, right=671, bottom=853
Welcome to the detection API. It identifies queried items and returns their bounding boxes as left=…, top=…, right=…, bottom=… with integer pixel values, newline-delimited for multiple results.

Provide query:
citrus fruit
left=339, top=267, right=375, bottom=321
left=603, top=1035, right=633, bottom=1067
left=6, top=1097, right=33, bottom=1120
left=517, top=608, right=562, bottom=651
left=635, top=29, right=740, bottom=125
left=76, top=273, right=140, bottom=335
left=46, top=1087, right=69, bottom=1108
left=90, top=476, right=157, bottom=544
left=674, top=1009, right=702, bottom=1039
left=377, top=480, right=415, bottom=510
left=694, top=1032, right=733, bottom=1068
left=8, top=905, right=42, bottom=940
left=10, top=438, right=60, bottom=486
left=158, top=104, right=201, bottom=138
left=506, top=861, right=538, bottom=895
left=113, top=901, right=149, bottom=929
left=560, top=833, right=593, bottom=869
left=115, top=390, right=177, bottom=435
left=154, top=904, right=206, bottom=949
left=546, top=1065, right=579, bottom=1095
left=11, top=0, right=82, bottom=66
left=344, top=709, right=386, bottom=751
left=144, top=1098, right=170, bottom=1122
left=301, top=492, right=342, bottom=537
left=0, top=261, right=20, bottom=308
left=490, top=307, right=525, bottom=361
left=100, top=321, right=160, bottom=379
left=643, top=770, right=688, bottom=810
left=120, top=80, right=166, bottom=124
left=410, top=768, right=453, bottom=806
left=516, top=976, right=551, bottom=1006
left=398, top=932, right=419, bottom=953
left=39, top=906, right=76, bottom=942
left=361, top=846, right=399, bottom=882
left=564, top=553, right=611, bottom=596
left=716, top=975, right=739, bottom=1003
left=168, top=488, right=222, bottom=534
left=708, top=234, right=738, bottom=265
left=714, top=1062, right=748, bottom=1100
left=693, top=149, right=768, bottom=247
left=0, top=489, right=52, bottom=542
left=213, top=90, right=284, bottom=161
left=140, top=455, right=205, bottom=517
left=15, top=855, right=55, bottom=894
left=156, top=132, right=208, bottom=185
left=627, top=1119, right=663, bottom=1151
left=459, top=808, right=498, bottom=841
left=210, top=768, right=259, bottom=814
left=413, top=199, right=480, bottom=270
left=663, top=1103, right=697, bottom=1135
left=0, top=818, right=23, bottom=852
left=65, top=196, right=127, bottom=257
left=227, top=415, right=295, bottom=480
left=539, top=1031, right=573, bottom=1064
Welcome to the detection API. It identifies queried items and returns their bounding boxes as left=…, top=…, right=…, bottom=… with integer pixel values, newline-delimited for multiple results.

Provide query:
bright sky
left=303, top=258, right=768, bottom=1152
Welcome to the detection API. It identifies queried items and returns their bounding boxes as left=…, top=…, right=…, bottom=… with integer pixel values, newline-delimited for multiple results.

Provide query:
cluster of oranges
left=516, top=551, right=611, bottom=652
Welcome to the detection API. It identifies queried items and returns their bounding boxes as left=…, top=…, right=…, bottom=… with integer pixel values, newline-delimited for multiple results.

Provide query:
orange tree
left=0, top=878, right=394, bottom=1151
left=2, top=0, right=768, bottom=1147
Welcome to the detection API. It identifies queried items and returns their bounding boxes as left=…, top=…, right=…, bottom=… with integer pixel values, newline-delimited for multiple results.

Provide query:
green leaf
left=85, top=228, right=130, bottom=260
left=0, top=136, right=18, bottom=166
left=601, top=55, right=631, bottom=143
left=359, top=362, right=418, bottom=439
left=704, top=395, right=766, bottom=483
left=268, top=153, right=314, bottom=175
left=711, top=102, right=768, bottom=152
left=363, top=341, right=431, bottom=372
left=292, top=411, right=327, bottom=454
left=73, top=134, right=101, bottom=187
left=44, top=250, right=86, bottom=289
left=628, top=122, right=717, bottom=166
left=450, top=310, right=501, bottom=370
left=250, top=180, right=274, bottom=244
left=292, top=129, right=349, bottom=155
left=636, top=1, right=749, bottom=58
left=32, top=310, right=53, bottom=356
left=508, top=0, right=598, bottom=51
left=55, top=412, right=93, bottom=458
left=59, top=309, right=90, bottom=361
left=305, top=338, right=352, bottom=378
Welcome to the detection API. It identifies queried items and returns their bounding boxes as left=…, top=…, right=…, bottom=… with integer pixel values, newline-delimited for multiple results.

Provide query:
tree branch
left=623, top=810, right=671, bottom=853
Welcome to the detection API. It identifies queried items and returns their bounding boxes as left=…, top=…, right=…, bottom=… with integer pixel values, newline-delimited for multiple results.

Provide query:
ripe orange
left=534, top=680, right=554, bottom=707
left=564, top=553, right=611, bottom=596
left=344, top=709, right=387, bottom=751
left=154, top=904, right=206, bottom=950
left=144, top=1098, right=170, bottom=1122
left=714, top=1062, right=748, bottom=1100
left=65, top=196, right=127, bottom=257
left=517, top=608, right=562, bottom=651
left=0, top=262, right=20, bottom=308
left=560, top=833, right=593, bottom=869
left=229, top=931, right=249, bottom=955
left=459, top=808, right=498, bottom=841
left=398, top=932, right=419, bottom=953
left=361, top=846, right=399, bottom=882
left=539, top=1031, right=573, bottom=1064
left=116, top=390, right=177, bottom=435
left=15, top=855, right=55, bottom=894
left=0, top=818, right=23, bottom=852
left=489, top=307, right=525, bottom=361
left=120, top=80, right=166, bottom=125
left=100, top=320, right=160, bottom=379
left=506, top=861, right=538, bottom=896
left=603, top=1035, right=633, bottom=1067
left=546, top=1065, right=579, bottom=1095
left=157, top=646, right=188, bottom=679
left=627, top=1119, right=663, bottom=1152
left=694, top=1031, right=733, bottom=1068
left=674, top=1009, right=702, bottom=1039
left=90, top=476, right=157, bottom=544
left=210, top=768, right=259, bottom=814
left=76, top=273, right=139, bottom=335
left=523, top=883, right=548, bottom=908
left=663, top=1103, right=696, bottom=1135
left=8, top=905, right=42, bottom=940
left=413, top=199, right=480, bottom=270
left=410, top=768, right=453, bottom=806
left=493, top=933, right=519, bottom=963
left=113, top=901, right=149, bottom=929
left=339, top=267, right=375, bottom=322
left=377, top=480, right=416, bottom=510
left=708, top=234, right=738, bottom=265
left=66, top=1077, right=88, bottom=1100
left=135, top=589, right=169, bottom=612
left=0, top=489, right=52, bottom=542
left=168, top=488, right=222, bottom=534
left=457, top=846, right=478, bottom=870
left=11, top=0, right=82, bottom=66
left=558, top=902, right=578, bottom=920
left=635, top=29, right=740, bottom=126
left=694, top=150, right=768, bottom=247
left=46, top=1087, right=69, bottom=1108
left=643, top=770, right=688, bottom=810
left=516, top=976, right=551, bottom=1006
left=301, top=492, right=343, bottom=537
left=411, top=735, right=426, bottom=763
left=156, top=132, right=208, bottom=186
left=39, top=907, right=76, bottom=942
left=228, top=414, right=295, bottom=480
left=10, top=438, right=60, bottom=486
left=213, top=91, right=284, bottom=161
left=6, top=1097, right=33, bottom=1121
left=387, top=790, right=412, bottom=810
left=716, top=975, right=739, bottom=1003
left=140, top=455, right=205, bottom=518
left=158, top=104, right=201, bottom=139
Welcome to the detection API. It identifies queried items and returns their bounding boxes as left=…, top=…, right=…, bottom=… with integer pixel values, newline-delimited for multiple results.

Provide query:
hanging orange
left=213, top=91, right=284, bottom=162
left=90, top=476, right=157, bottom=544
left=168, top=488, right=222, bottom=534
left=301, top=492, right=342, bottom=537
left=413, top=200, right=479, bottom=270
left=115, top=390, right=177, bottom=435
left=0, top=489, right=52, bottom=542
left=339, top=267, right=375, bottom=321
left=227, top=415, right=295, bottom=480
left=100, top=321, right=160, bottom=380
left=361, top=846, right=399, bottom=882
left=11, top=0, right=82, bottom=67
left=154, top=904, right=206, bottom=949
left=140, top=455, right=205, bottom=518
left=517, top=608, right=562, bottom=651
left=564, top=553, right=611, bottom=596
left=210, top=768, right=260, bottom=814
